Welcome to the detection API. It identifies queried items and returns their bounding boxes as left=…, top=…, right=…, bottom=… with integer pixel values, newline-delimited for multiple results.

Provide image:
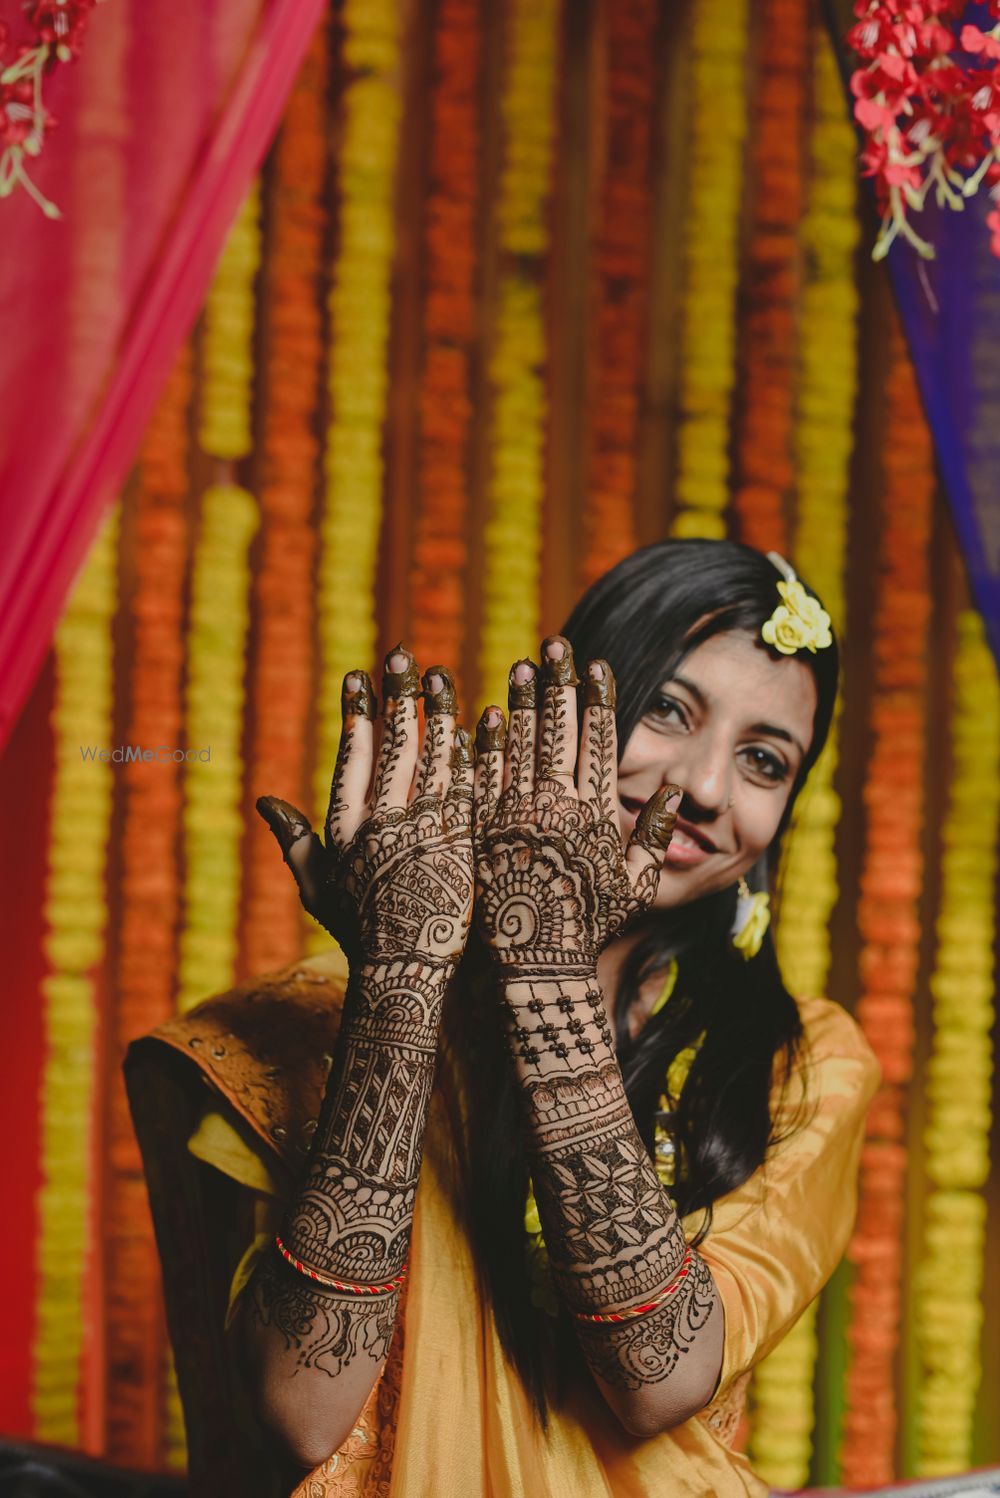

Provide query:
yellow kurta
left=180, top=955, right=879, bottom=1498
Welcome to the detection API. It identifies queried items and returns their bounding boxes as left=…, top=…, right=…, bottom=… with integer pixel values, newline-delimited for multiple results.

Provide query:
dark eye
left=740, top=746, right=788, bottom=783
left=644, top=693, right=687, bottom=729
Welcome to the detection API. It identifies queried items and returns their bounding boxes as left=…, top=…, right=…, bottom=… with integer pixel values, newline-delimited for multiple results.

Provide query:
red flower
left=960, top=23, right=1000, bottom=59
left=0, top=77, right=40, bottom=147
left=26, top=0, right=95, bottom=60
left=919, top=19, right=954, bottom=52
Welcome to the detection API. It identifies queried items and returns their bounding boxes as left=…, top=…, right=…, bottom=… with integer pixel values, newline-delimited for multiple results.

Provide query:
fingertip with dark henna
left=255, top=795, right=312, bottom=856
left=342, top=670, right=376, bottom=719
left=422, top=665, right=458, bottom=717
left=475, top=705, right=507, bottom=754
left=382, top=645, right=421, bottom=702
left=633, top=783, right=683, bottom=853
left=508, top=658, right=540, bottom=711
left=540, top=634, right=580, bottom=688
left=582, top=659, right=616, bottom=710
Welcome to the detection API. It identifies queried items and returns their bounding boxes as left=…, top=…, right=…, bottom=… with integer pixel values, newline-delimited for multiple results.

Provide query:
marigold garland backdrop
left=0, top=0, right=998, bottom=1488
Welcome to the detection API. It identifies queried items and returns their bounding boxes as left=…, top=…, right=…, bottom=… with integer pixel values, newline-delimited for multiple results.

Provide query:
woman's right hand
left=255, top=647, right=474, bottom=976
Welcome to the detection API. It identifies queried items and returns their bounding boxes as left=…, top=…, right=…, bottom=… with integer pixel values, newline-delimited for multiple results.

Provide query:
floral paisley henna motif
left=250, top=1244, right=398, bottom=1378
left=575, top=1248, right=717, bottom=1391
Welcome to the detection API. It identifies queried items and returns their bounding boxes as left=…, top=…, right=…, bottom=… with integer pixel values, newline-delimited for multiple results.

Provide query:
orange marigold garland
left=842, top=323, right=933, bottom=1487
left=579, top=0, right=656, bottom=589
left=242, top=27, right=328, bottom=977
left=105, top=343, right=193, bottom=1466
left=407, top=0, right=480, bottom=698
left=731, top=0, right=807, bottom=556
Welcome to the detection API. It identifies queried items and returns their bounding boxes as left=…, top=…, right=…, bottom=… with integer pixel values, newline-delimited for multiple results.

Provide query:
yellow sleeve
left=687, top=996, right=880, bottom=1400
left=186, top=1098, right=285, bottom=1330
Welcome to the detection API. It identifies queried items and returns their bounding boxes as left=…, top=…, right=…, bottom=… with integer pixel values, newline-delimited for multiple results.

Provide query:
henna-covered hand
left=472, top=642, right=723, bottom=1432
left=240, top=654, right=475, bottom=1463
left=256, top=649, right=474, bottom=974
left=472, top=640, right=681, bottom=977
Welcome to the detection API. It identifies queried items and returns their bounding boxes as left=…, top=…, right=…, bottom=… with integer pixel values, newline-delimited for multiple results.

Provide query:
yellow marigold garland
left=182, top=177, right=263, bottom=1012
left=179, top=485, right=259, bottom=1006
left=775, top=29, right=860, bottom=1040
left=164, top=183, right=263, bottom=1475
left=32, top=2, right=127, bottom=1445
left=32, top=504, right=119, bottom=1445
left=915, top=609, right=999, bottom=1475
left=749, top=35, right=860, bottom=1488
left=478, top=0, right=561, bottom=711
left=198, top=180, right=262, bottom=461
left=670, top=0, right=748, bottom=540
left=311, top=0, right=403, bottom=958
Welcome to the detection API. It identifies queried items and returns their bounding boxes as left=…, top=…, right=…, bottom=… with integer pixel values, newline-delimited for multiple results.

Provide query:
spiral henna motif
left=475, top=792, right=652, bottom=971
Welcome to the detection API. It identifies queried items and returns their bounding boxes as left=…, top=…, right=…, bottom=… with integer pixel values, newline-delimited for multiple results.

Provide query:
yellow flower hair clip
left=762, top=552, right=833, bottom=656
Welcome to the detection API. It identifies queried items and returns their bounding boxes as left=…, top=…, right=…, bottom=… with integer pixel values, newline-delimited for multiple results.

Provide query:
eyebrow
left=668, top=673, right=807, bottom=760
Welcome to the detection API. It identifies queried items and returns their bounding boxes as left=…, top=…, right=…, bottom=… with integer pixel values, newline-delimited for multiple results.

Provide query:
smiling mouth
left=619, top=796, right=720, bottom=856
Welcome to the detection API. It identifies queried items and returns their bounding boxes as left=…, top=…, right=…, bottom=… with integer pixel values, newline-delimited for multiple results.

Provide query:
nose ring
left=728, top=794, right=735, bottom=808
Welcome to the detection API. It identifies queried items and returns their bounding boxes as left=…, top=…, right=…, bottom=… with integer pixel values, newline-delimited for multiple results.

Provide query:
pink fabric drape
left=0, top=0, right=329, bottom=753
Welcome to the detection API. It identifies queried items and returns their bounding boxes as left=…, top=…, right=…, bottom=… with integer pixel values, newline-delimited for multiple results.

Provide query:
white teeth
left=670, top=829, right=709, bottom=853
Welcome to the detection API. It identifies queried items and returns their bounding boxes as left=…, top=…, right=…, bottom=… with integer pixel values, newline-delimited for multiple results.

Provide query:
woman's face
left=615, top=630, right=818, bottom=908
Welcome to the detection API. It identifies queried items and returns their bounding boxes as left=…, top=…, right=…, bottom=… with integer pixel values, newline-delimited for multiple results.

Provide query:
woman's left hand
left=472, top=637, right=681, bottom=977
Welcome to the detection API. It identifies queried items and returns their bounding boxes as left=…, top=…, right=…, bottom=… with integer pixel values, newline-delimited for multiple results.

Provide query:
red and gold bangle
left=273, top=1235, right=407, bottom=1297
left=572, top=1246, right=694, bottom=1324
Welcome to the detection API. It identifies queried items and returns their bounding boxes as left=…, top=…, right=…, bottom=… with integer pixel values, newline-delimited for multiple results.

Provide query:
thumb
left=624, top=783, right=683, bottom=895
left=256, top=795, right=325, bottom=911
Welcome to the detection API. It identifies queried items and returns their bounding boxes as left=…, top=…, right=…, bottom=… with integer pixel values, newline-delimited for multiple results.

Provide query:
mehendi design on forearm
left=505, top=976, right=719, bottom=1395
left=472, top=649, right=709, bottom=1401
left=246, top=961, right=444, bottom=1378
left=576, top=1251, right=716, bottom=1390
left=248, top=1244, right=399, bottom=1376
left=248, top=651, right=475, bottom=1390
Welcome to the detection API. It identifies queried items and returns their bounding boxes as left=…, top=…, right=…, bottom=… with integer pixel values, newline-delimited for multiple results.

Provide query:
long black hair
left=442, top=539, right=840, bottom=1421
